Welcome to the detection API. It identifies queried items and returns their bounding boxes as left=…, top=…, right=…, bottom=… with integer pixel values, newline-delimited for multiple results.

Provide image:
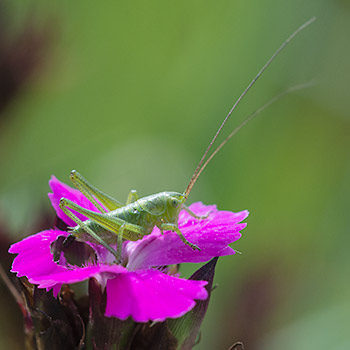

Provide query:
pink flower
left=9, top=176, right=248, bottom=322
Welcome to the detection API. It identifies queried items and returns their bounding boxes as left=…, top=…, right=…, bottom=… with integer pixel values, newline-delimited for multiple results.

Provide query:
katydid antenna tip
left=304, top=17, right=316, bottom=26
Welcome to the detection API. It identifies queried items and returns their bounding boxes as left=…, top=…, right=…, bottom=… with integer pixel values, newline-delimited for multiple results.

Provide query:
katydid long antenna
left=184, top=17, right=316, bottom=198
left=188, top=81, right=315, bottom=189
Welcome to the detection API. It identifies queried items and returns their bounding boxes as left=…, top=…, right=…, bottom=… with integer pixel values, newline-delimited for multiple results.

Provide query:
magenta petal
left=105, top=269, right=208, bottom=322
left=51, top=284, right=62, bottom=298
left=34, top=265, right=126, bottom=292
left=9, top=229, right=129, bottom=292
left=126, top=203, right=248, bottom=270
left=33, top=265, right=103, bottom=288
left=48, top=176, right=100, bottom=226
left=9, top=229, right=69, bottom=290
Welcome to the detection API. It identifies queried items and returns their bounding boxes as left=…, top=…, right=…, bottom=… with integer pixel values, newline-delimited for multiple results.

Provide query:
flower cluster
left=9, top=176, right=248, bottom=322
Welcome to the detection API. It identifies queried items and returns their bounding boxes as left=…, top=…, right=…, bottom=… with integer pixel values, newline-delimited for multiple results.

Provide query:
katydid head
left=141, top=192, right=186, bottom=222
left=163, top=192, right=186, bottom=223
left=183, top=17, right=315, bottom=199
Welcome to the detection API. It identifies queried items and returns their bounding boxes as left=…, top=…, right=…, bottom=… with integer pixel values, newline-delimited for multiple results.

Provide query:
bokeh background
left=0, top=1, right=349, bottom=349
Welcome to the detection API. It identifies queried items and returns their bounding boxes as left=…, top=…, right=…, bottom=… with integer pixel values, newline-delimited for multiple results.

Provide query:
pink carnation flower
left=9, top=176, right=248, bottom=322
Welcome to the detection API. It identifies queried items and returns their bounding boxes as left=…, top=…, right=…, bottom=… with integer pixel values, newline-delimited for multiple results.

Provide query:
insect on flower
left=9, top=199, right=248, bottom=321
left=57, top=18, right=316, bottom=262
left=9, top=18, right=315, bottom=325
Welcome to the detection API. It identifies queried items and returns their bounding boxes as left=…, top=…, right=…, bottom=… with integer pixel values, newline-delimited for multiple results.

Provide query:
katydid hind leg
left=117, top=224, right=127, bottom=261
left=70, top=170, right=124, bottom=212
left=59, top=198, right=120, bottom=259
left=60, top=197, right=146, bottom=241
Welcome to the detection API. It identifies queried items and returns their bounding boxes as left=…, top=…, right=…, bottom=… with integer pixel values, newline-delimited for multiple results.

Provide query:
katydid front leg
left=126, top=190, right=139, bottom=204
left=160, top=223, right=200, bottom=251
left=183, top=205, right=211, bottom=220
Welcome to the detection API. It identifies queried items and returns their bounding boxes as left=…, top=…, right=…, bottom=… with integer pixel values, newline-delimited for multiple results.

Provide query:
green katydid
left=59, top=18, right=315, bottom=262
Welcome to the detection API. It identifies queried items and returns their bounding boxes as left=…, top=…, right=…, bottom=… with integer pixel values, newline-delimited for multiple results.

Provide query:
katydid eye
left=171, top=199, right=179, bottom=207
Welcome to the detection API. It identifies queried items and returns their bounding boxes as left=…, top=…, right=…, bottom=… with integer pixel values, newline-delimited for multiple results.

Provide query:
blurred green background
left=0, top=1, right=349, bottom=349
